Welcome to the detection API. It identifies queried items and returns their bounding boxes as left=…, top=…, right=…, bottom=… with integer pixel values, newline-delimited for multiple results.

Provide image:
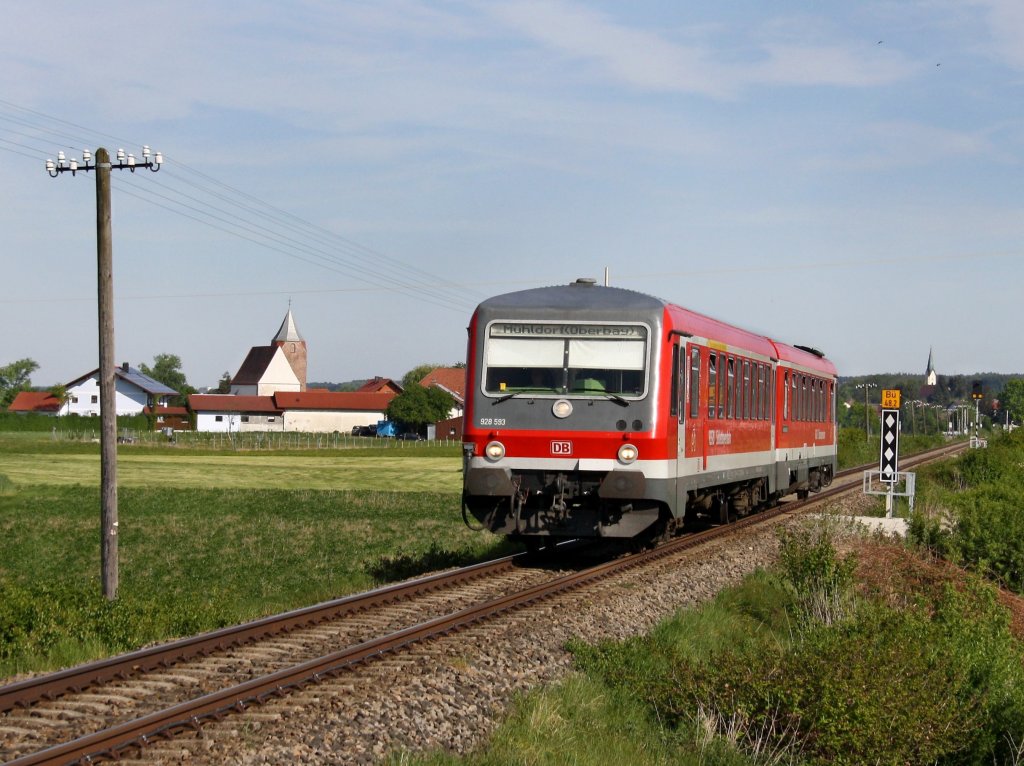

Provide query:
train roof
left=474, top=279, right=664, bottom=314
left=474, top=280, right=836, bottom=376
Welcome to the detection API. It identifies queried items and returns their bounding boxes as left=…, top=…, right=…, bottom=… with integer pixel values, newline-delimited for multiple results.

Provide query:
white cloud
left=974, top=0, right=1024, bottom=69
left=484, top=1, right=917, bottom=97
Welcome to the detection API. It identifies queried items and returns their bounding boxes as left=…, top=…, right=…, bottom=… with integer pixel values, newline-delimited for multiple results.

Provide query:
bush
left=909, top=431, right=1024, bottom=594
left=571, top=527, right=1024, bottom=766
left=776, top=520, right=856, bottom=626
left=0, top=577, right=223, bottom=675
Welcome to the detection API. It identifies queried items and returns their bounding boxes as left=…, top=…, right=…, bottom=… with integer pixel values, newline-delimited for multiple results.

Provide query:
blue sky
left=2, top=1, right=1022, bottom=389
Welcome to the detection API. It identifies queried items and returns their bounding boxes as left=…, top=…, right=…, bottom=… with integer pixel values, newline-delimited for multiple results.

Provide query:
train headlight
left=617, top=443, right=639, bottom=464
left=552, top=399, right=573, bottom=419
left=484, top=440, right=506, bottom=462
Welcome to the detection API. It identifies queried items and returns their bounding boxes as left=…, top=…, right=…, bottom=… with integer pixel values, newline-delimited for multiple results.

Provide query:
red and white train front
left=461, top=280, right=837, bottom=543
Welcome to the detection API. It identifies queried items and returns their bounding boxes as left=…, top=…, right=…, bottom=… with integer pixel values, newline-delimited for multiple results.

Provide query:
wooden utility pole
left=96, top=148, right=119, bottom=600
left=46, top=145, right=162, bottom=601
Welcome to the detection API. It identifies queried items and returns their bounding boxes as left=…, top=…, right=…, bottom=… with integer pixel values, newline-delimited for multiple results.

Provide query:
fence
left=46, top=427, right=461, bottom=452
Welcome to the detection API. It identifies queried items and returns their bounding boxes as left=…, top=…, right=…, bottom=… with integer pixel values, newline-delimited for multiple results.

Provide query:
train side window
left=756, top=363, right=762, bottom=420
left=727, top=357, right=735, bottom=419
left=829, top=381, right=835, bottom=422
left=792, top=373, right=799, bottom=421
left=708, top=353, right=717, bottom=419
left=719, top=356, right=727, bottom=418
left=783, top=370, right=789, bottom=420
left=750, top=361, right=758, bottom=420
left=770, top=368, right=776, bottom=424
left=670, top=343, right=680, bottom=419
left=818, top=379, right=824, bottom=421
left=763, top=365, right=770, bottom=420
left=689, top=347, right=701, bottom=419
left=742, top=360, right=751, bottom=419
left=801, top=376, right=808, bottom=421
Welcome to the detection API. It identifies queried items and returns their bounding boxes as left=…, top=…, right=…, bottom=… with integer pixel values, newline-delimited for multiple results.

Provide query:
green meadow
left=0, top=436, right=509, bottom=676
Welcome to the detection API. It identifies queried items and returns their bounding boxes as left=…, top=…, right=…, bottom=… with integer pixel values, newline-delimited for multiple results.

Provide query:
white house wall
left=65, top=376, right=157, bottom=416
left=194, top=412, right=285, bottom=432
left=284, top=410, right=384, bottom=433
left=258, top=350, right=300, bottom=396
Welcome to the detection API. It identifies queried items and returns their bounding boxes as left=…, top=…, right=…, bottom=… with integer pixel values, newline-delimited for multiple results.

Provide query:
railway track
left=0, top=441, right=966, bottom=765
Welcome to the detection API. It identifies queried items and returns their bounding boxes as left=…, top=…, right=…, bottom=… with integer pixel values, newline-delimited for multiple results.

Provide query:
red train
left=461, top=279, right=837, bottom=545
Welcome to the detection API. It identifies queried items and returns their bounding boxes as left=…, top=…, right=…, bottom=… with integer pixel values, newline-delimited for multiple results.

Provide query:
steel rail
left=0, top=550, right=527, bottom=714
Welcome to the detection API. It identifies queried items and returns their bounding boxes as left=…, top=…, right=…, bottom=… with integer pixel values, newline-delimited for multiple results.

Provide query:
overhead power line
left=0, top=98, right=481, bottom=314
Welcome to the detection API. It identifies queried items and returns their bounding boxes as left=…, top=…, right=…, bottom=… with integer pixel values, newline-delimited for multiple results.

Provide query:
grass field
left=0, top=451, right=464, bottom=491
left=0, top=435, right=507, bottom=676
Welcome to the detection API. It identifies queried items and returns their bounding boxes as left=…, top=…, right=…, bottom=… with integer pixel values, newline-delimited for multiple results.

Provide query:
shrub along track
left=0, top=442, right=965, bottom=765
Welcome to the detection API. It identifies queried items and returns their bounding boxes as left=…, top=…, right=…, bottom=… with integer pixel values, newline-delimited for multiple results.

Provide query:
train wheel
left=524, top=537, right=543, bottom=554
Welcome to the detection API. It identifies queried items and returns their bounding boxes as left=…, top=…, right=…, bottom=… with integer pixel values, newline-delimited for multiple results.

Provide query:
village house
left=63, top=363, right=177, bottom=417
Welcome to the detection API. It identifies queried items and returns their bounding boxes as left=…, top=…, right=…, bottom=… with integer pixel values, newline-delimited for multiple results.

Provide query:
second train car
left=461, top=279, right=837, bottom=544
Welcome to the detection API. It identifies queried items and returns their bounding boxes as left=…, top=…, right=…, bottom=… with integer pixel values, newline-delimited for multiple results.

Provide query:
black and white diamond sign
left=879, top=409, right=900, bottom=483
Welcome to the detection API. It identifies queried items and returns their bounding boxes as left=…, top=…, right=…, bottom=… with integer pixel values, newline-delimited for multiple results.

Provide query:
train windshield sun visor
left=482, top=322, right=650, bottom=398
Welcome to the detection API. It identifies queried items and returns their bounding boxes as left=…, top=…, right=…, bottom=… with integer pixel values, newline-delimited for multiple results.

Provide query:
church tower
left=925, top=347, right=937, bottom=387
left=273, top=309, right=307, bottom=391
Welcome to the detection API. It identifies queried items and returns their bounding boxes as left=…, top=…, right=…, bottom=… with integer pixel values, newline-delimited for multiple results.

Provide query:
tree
left=1000, top=379, right=1024, bottom=424
left=386, top=384, right=454, bottom=434
left=139, top=353, right=195, bottom=407
left=401, top=363, right=442, bottom=389
left=216, top=371, right=232, bottom=394
left=0, top=358, right=39, bottom=409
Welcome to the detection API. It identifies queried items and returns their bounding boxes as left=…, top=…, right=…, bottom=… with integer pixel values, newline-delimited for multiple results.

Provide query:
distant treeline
left=838, top=373, right=1018, bottom=408
left=306, top=380, right=373, bottom=392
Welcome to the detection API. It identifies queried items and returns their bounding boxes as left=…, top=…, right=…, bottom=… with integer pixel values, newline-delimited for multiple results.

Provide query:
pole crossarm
left=47, top=146, right=162, bottom=177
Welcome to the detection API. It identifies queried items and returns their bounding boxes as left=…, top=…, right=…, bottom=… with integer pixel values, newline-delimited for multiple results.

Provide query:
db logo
left=550, top=440, right=573, bottom=455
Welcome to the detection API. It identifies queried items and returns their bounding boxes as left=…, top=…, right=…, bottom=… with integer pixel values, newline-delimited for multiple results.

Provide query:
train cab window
left=483, top=323, right=649, bottom=399
left=708, top=353, right=717, bottom=419
left=689, top=348, right=701, bottom=419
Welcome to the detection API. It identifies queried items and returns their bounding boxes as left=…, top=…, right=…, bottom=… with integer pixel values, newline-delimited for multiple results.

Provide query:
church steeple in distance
left=273, top=309, right=307, bottom=391
left=925, top=346, right=937, bottom=387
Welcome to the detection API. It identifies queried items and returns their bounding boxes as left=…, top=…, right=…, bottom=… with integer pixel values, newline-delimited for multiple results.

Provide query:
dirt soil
left=850, top=538, right=1024, bottom=638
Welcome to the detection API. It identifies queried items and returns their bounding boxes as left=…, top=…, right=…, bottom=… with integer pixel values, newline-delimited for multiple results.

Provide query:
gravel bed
left=138, top=515, right=810, bottom=766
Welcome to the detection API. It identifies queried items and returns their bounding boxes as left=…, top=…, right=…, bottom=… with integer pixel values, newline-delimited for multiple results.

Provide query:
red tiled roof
left=7, top=391, right=61, bottom=413
left=419, top=367, right=466, bottom=402
left=188, top=394, right=282, bottom=414
left=143, top=405, right=190, bottom=416
left=271, top=391, right=395, bottom=411
left=355, top=377, right=403, bottom=394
